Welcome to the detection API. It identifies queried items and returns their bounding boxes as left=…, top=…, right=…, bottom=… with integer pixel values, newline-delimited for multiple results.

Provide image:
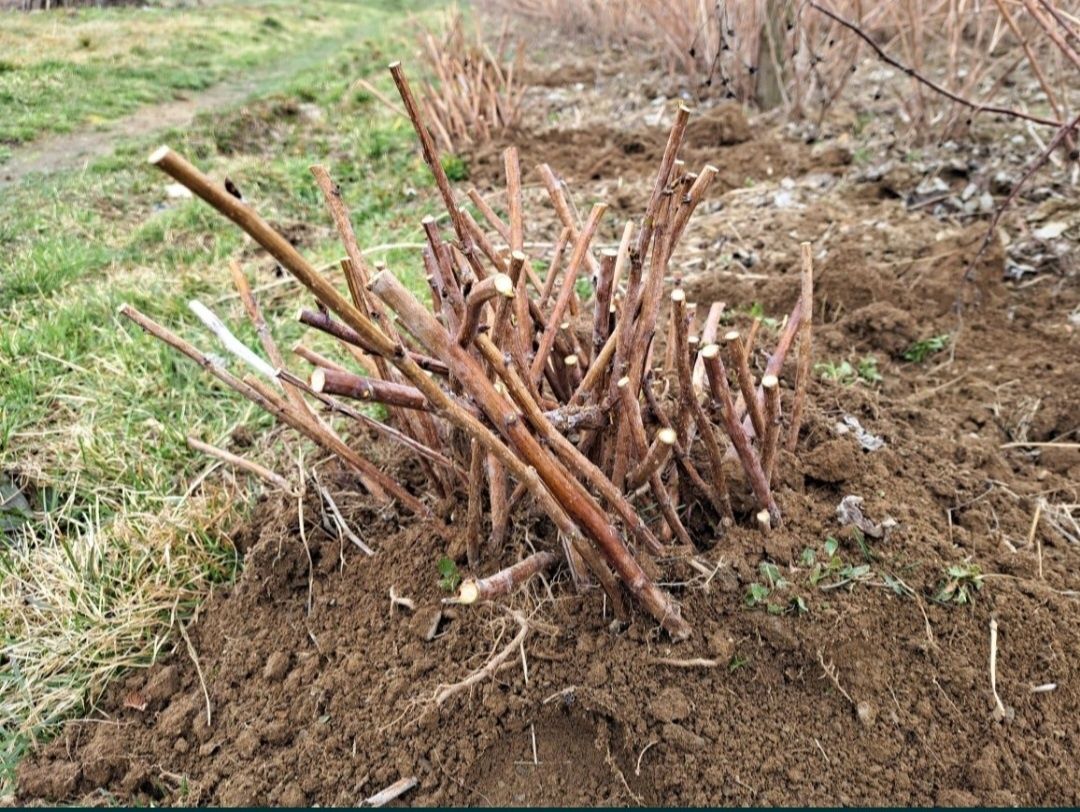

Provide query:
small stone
left=173, top=737, right=189, bottom=754
left=263, top=651, right=290, bottom=682
left=991, top=171, right=1015, bottom=195
left=856, top=700, right=877, bottom=727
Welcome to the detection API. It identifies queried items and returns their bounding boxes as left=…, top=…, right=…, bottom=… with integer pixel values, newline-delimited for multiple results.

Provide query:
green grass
left=0, top=0, right=415, bottom=148
left=0, top=0, right=450, bottom=794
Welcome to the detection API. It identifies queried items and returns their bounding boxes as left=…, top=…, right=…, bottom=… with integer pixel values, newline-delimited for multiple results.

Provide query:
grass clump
left=0, top=0, right=445, bottom=792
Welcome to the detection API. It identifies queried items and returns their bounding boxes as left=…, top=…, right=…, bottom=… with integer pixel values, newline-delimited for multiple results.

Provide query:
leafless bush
left=489, top=0, right=1079, bottom=138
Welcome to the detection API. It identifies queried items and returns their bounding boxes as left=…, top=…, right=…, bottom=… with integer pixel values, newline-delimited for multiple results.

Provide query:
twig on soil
left=389, top=586, right=416, bottom=613
left=814, top=738, right=830, bottom=764
left=816, top=649, right=855, bottom=707
left=185, top=435, right=293, bottom=494
left=315, top=473, right=374, bottom=556
left=989, top=617, right=1008, bottom=722
left=363, top=776, right=417, bottom=807
left=604, top=742, right=643, bottom=806
left=648, top=657, right=718, bottom=668
left=1000, top=441, right=1080, bottom=449
left=434, top=611, right=529, bottom=705
left=296, top=456, right=315, bottom=616
left=635, top=740, right=658, bottom=776
left=541, top=686, right=577, bottom=704
left=177, top=619, right=211, bottom=728
left=1028, top=500, right=1044, bottom=580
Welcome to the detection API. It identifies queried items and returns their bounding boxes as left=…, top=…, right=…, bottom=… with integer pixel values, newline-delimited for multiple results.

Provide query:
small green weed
left=934, top=563, right=984, bottom=605
left=815, top=356, right=883, bottom=386
left=746, top=581, right=770, bottom=607
left=746, top=301, right=779, bottom=329
left=747, top=561, right=805, bottom=615
left=903, top=334, right=950, bottom=363
left=437, top=556, right=461, bottom=593
left=857, top=356, right=883, bottom=383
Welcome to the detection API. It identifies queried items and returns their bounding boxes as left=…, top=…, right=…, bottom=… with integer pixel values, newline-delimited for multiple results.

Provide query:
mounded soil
left=18, top=36, right=1080, bottom=809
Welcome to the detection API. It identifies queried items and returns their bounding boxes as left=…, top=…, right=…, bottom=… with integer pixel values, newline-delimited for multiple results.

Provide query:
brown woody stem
left=786, top=242, right=814, bottom=451
left=761, top=374, right=782, bottom=485
left=724, top=330, right=765, bottom=441
left=627, top=427, right=676, bottom=492
left=310, top=367, right=431, bottom=411
left=702, top=343, right=780, bottom=526
left=456, top=551, right=559, bottom=604
left=457, top=272, right=514, bottom=347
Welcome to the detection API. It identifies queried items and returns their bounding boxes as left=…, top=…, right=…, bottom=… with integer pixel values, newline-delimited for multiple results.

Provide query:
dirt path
left=0, top=35, right=350, bottom=188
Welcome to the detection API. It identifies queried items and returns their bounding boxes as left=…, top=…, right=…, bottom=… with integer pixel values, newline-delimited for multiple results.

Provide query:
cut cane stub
left=147, top=145, right=171, bottom=165
left=457, top=579, right=480, bottom=604
left=756, top=509, right=772, bottom=533
left=493, top=273, right=515, bottom=298
left=658, top=427, right=677, bottom=446
left=762, top=374, right=779, bottom=389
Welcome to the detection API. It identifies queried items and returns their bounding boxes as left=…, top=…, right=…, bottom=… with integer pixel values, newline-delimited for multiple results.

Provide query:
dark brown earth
left=18, top=36, right=1080, bottom=810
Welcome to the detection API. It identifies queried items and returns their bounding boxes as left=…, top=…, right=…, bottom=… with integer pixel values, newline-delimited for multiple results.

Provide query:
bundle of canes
left=126, top=61, right=815, bottom=640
